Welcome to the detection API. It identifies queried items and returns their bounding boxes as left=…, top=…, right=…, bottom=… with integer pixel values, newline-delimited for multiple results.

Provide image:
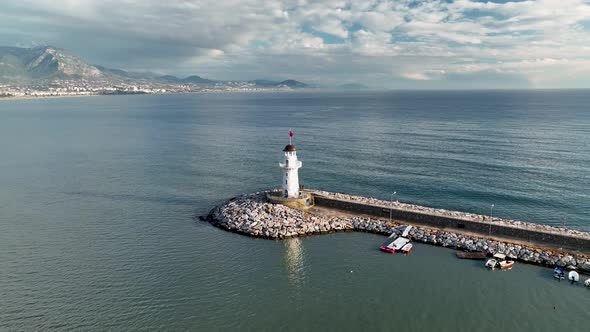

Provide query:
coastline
left=0, top=89, right=308, bottom=102
left=204, top=190, right=590, bottom=273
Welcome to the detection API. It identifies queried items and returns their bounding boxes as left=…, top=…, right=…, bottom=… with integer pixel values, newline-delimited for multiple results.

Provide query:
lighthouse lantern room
left=279, top=130, right=302, bottom=198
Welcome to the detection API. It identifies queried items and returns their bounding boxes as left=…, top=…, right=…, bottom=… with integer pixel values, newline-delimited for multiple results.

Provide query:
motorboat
left=499, top=260, right=514, bottom=270
left=553, top=267, right=565, bottom=280
left=485, top=258, right=497, bottom=269
left=380, top=242, right=395, bottom=253
left=485, top=253, right=514, bottom=270
left=585, top=278, right=590, bottom=287
left=568, top=270, right=580, bottom=283
left=401, top=243, right=413, bottom=254
left=380, top=236, right=410, bottom=254
left=379, top=226, right=413, bottom=254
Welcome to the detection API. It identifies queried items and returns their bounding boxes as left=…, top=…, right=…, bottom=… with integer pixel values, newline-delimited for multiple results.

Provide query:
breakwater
left=310, top=190, right=590, bottom=252
left=205, top=190, right=590, bottom=272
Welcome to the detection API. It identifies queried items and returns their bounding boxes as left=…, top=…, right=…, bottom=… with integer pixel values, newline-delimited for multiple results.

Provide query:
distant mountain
left=0, top=45, right=308, bottom=88
left=157, top=75, right=182, bottom=83
left=95, top=65, right=162, bottom=80
left=247, top=79, right=309, bottom=88
left=248, top=79, right=280, bottom=87
left=0, top=46, right=102, bottom=81
left=277, top=79, right=308, bottom=88
left=180, top=75, right=213, bottom=84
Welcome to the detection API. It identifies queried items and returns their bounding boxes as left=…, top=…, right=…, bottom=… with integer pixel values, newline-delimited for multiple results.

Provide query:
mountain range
left=0, top=46, right=308, bottom=88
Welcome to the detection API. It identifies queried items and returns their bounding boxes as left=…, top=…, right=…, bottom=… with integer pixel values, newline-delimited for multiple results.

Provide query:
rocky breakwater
left=206, top=191, right=590, bottom=273
left=311, top=190, right=590, bottom=239
left=206, top=192, right=387, bottom=237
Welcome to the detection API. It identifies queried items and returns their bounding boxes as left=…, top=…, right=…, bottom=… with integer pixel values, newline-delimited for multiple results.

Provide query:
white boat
left=499, top=260, right=514, bottom=270
left=485, top=258, right=497, bottom=269
left=391, top=237, right=410, bottom=250
left=568, top=270, right=580, bottom=283
left=401, top=243, right=413, bottom=254
left=585, top=278, right=590, bottom=287
left=380, top=226, right=413, bottom=254
left=485, top=253, right=514, bottom=270
left=401, top=225, right=413, bottom=238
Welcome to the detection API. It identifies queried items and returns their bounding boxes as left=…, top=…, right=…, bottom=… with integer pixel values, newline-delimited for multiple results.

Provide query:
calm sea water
left=1, top=91, right=589, bottom=331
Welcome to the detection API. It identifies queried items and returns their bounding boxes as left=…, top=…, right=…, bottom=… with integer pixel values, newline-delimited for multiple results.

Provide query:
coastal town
left=0, top=79, right=302, bottom=99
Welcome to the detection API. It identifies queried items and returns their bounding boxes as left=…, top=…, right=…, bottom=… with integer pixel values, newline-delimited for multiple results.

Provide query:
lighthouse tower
left=279, top=130, right=302, bottom=198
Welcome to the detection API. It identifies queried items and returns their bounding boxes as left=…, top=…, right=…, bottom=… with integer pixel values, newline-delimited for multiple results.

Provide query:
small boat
left=499, top=260, right=514, bottom=270
left=485, top=253, right=514, bottom=270
left=456, top=251, right=486, bottom=260
left=401, top=243, right=413, bottom=254
left=401, top=225, right=413, bottom=238
left=568, top=270, right=580, bottom=283
left=585, top=278, right=590, bottom=287
left=485, top=258, right=497, bottom=269
left=380, top=242, right=395, bottom=254
left=554, top=267, right=565, bottom=280
left=379, top=226, right=412, bottom=254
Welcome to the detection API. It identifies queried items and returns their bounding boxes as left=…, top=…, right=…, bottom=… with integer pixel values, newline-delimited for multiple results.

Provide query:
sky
left=1, top=0, right=590, bottom=89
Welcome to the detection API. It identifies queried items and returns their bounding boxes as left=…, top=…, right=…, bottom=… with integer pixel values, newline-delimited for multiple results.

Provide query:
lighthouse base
left=266, top=190, right=314, bottom=210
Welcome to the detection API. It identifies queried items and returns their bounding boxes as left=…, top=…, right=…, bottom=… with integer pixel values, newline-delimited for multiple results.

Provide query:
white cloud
left=401, top=72, right=432, bottom=81
left=1, top=0, right=590, bottom=88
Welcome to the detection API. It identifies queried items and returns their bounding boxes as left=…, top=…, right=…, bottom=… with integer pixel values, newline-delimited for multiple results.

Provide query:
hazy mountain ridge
left=0, top=46, right=102, bottom=81
left=0, top=45, right=308, bottom=88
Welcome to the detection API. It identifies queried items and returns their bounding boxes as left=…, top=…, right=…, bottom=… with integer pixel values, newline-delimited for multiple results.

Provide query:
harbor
left=205, top=189, right=590, bottom=274
left=205, top=133, right=590, bottom=275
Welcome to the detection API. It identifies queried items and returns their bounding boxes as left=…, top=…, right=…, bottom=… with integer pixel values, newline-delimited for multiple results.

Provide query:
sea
left=1, top=90, right=589, bottom=331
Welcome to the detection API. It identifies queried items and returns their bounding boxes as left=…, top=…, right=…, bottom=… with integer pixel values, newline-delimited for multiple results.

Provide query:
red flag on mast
left=289, top=129, right=293, bottom=137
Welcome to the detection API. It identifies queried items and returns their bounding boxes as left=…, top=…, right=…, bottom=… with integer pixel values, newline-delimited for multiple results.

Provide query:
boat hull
left=568, top=271, right=580, bottom=282
left=500, top=261, right=514, bottom=270
left=379, top=245, right=395, bottom=254
left=401, top=243, right=413, bottom=254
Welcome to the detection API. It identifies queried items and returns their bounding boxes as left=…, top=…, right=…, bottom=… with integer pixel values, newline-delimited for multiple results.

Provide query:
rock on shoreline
left=206, top=191, right=590, bottom=272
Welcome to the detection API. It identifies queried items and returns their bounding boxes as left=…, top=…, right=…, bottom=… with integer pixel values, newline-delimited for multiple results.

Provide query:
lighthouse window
left=285, top=179, right=288, bottom=184
left=285, top=160, right=289, bottom=166
left=285, top=173, right=288, bottom=177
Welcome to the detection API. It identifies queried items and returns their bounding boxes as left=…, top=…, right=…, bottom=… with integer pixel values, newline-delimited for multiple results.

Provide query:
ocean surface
left=1, top=91, right=589, bottom=331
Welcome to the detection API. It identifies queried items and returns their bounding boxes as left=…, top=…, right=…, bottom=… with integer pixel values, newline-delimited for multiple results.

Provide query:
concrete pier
left=205, top=189, right=590, bottom=272
left=309, top=190, right=590, bottom=253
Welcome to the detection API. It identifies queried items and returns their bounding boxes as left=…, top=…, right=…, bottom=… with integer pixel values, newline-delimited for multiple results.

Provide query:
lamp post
left=390, top=191, right=397, bottom=223
left=489, top=204, right=494, bottom=236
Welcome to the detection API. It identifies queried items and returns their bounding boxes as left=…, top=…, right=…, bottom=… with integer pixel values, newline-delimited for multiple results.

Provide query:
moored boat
left=485, top=253, right=514, bottom=270
left=568, top=270, right=579, bottom=283
left=401, top=243, right=413, bottom=254
left=554, top=267, right=565, bottom=280
left=499, top=260, right=514, bottom=270
left=379, top=243, right=395, bottom=254
left=485, top=258, right=497, bottom=269
left=379, top=226, right=413, bottom=254
left=585, top=278, right=590, bottom=287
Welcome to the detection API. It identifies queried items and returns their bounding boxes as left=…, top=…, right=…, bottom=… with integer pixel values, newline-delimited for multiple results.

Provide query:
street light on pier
left=489, top=204, right=495, bottom=237
left=390, top=192, right=397, bottom=223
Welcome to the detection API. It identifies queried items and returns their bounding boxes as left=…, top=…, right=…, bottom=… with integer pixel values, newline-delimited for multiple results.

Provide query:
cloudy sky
left=1, top=0, right=590, bottom=88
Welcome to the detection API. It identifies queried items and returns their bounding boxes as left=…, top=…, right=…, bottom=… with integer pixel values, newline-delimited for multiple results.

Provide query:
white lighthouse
left=279, top=130, right=302, bottom=198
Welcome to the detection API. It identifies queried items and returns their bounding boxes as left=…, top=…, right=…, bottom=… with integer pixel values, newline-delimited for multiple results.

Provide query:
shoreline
left=204, top=190, right=590, bottom=273
left=0, top=89, right=310, bottom=102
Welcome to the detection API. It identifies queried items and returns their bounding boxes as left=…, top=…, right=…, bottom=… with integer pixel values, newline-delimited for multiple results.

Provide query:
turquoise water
left=1, top=91, right=589, bottom=331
